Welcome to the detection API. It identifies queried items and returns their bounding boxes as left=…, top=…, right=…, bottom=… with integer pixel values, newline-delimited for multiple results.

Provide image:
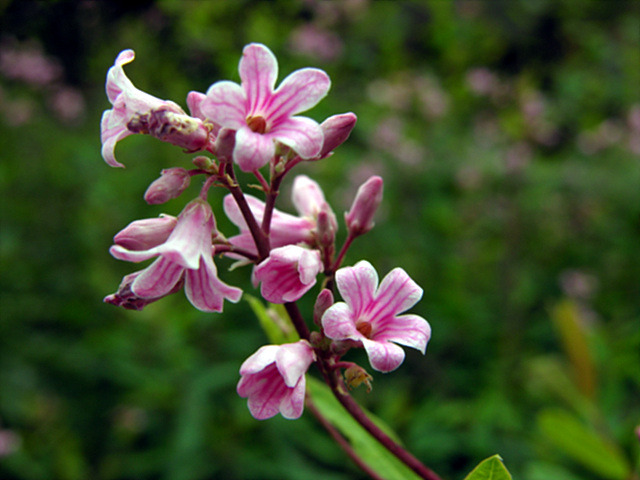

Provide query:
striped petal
left=267, top=68, right=330, bottom=123
left=335, top=260, right=378, bottom=318
left=233, top=126, right=275, bottom=171
left=203, top=80, right=247, bottom=129
left=239, top=43, right=278, bottom=114
left=271, top=116, right=324, bottom=159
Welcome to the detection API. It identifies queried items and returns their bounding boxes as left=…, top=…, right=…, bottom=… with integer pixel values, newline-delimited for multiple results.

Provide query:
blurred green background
left=1, top=1, right=639, bottom=479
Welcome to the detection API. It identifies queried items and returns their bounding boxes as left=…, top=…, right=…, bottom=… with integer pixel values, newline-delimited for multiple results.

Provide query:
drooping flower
left=101, top=49, right=212, bottom=167
left=202, top=43, right=331, bottom=172
left=321, top=260, right=431, bottom=372
left=223, top=175, right=335, bottom=256
left=237, top=340, right=315, bottom=420
left=109, top=199, right=242, bottom=312
left=253, top=245, right=322, bottom=303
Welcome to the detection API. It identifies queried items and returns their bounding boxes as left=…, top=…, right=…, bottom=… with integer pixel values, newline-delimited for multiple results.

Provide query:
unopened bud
left=214, top=127, right=236, bottom=162
left=316, top=203, right=337, bottom=248
left=318, top=112, right=357, bottom=159
left=144, top=168, right=191, bottom=204
left=313, top=289, right=334, bottom=326
left=345, top=176, right=383, bottom=236
left=192, top=155, right=215, bottom=171
left=113, top=214, right=177, bottom=251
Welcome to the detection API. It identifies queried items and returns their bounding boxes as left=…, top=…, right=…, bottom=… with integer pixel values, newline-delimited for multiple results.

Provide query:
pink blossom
left=223, top=175, right=334, bottom=255
left=202, top=43, right=331, bottom=172
left=321, top=260, right=431, bottom=372
left=109, top=200, right=242, bottom=312
left=237, top=340, right=315, bottom=420
left=253, top=245, right=322, bottom=303
left=101, top=49, right=211, bottom=168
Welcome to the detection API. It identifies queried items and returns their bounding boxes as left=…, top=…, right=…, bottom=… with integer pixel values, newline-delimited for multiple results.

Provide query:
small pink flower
left=202, top=43, right=331, bottom=172
left=253, top=245, right=322, bottom=303
left=109, top=199, right=242, bottom=312
left=237, top=340, right=315, bottom=420
left=321, top=260, right=431, bottom=372
left=101, top=49, right=211, bottom=167
left=223, top=175, right=334, bottom=255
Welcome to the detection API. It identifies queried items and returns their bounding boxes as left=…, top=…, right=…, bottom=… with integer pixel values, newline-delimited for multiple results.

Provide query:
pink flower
left=237, top=340, right=315, bottom=420
left=109, top=200, right=242, bottom=312
left=202, top=43, right=331, bottom=172
left=253, top=245, right=322, bottom=303
left=101, top=49, right=211, bottom=168
left=223, top=175, right=335, bottom=255
left=321, top=260, right=431, bottom=372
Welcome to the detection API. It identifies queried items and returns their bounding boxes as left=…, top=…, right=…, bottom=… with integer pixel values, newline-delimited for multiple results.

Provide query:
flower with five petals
left=202, top=43, right=331, bottom=172
left=321, top=260, right=431, bottom=372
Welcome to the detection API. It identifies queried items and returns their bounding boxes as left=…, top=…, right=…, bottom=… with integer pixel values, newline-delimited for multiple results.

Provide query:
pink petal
left=239, top=345, right=279, bottom=376
left=239, top=43, right=278, bottom=114
left=184, top=257, right=242, bottom=312
left=267, top=68, right=330, bottom=123
left=109, top=244, right=159, bottom=263
left=372, top=314, right=431, bottom=354
left=106, top=49, right=136, bottom=102
left=321, top=302, right=360, bottom=341
left=271, top=116, right=324, bottom=159
left=298, top=249, right=322, bottom=285
left=367, top=267, right=422, bottom=320
left=291, top=175, right=327, bottom=217
left=131, top=256, right=184, bottom=298
left=233, top=126, right=275, bottom=171
left=335, top=260, right=378, bottom=317
left=361, top=338, right=406, bottom=373
left=202, top=80, right=247, bottom=129
left=100, top=110, right=129, bottom=168
left=275, top=341, right=314, bottom=387
left=279, top=377, right=306, bottom=419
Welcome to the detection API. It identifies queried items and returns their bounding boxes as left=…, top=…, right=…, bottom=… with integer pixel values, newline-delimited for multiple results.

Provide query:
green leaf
left=463, top=455, right=512, bottom=480
left=245, top=295, right=298, bottom=345
left=306, top=377, right=421, bottom=480
left=537, top=408, right=631, bottom=480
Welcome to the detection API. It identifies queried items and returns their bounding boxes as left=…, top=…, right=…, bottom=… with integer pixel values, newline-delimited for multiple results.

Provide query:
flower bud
left=316, top=203, right=337, bottom=248
left=318, top=112, right=357, bottom=159
left=144, top=168, right=191, bottom=205
left=344, top=176, right=383, bottom=236
left=104, top=271, right=184, bottom=310
left=113, top=214, right=177, bottom=251
left=313, top=289, right=334, bottom=326
left=214, top=127, right=236, bottom=162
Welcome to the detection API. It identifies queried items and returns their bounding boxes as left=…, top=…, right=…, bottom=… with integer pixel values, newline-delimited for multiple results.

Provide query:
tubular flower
left=321, top=260, right=431, bottom=373
left=101, top=49, right=212, bottom=167
left=202, top=43, right=331, bottom=172
left=237, top=340, right=316, bottom=420
left=253, top=245, right=322, bottom=304
left=109, top=199, right=242, bottom=312
left=223, top=175, right=335, bottom=256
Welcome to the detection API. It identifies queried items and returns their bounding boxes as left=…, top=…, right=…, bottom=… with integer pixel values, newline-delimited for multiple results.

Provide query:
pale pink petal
left=298, top=249, right=322, bottom=284
left=239, top=345, right=280, bottom=376
left=100, top=110, right=129, bottom=168
left=184, top=257, right=242, bottom=312
left=202, top=80, right=247, bottom=129
left=275, top=341, right=314, bottom=387
left=233, top=126, right=275, bottom=171
left=267, top=68, right=330, bottom=122
left=109, top=244, right=159, bottom=263
left=106, top=49, right=136, bottom=102
left=131, top=256, right=184, bottom=298
left=335, top=260, right=378, bottom=317
left=361, top=338, right=406, bottom=373
left=279, top=378, right=306, bottom=419
left=321, top=302, right=360, bottom=341
left=186, top=91, right=208, bottom=120
left=270, top=116, right=323, bottom=159
left=367, top=267, right=422, bottom=321
left=374, top=314, right=431, bottom=354
left=239, top=43, right=278, bottom=114
left=291, top=175, right=327, bottom=217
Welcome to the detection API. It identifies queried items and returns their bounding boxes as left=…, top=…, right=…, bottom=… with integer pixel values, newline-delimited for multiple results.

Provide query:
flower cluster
left=101, top=43, right=430, bottom=422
